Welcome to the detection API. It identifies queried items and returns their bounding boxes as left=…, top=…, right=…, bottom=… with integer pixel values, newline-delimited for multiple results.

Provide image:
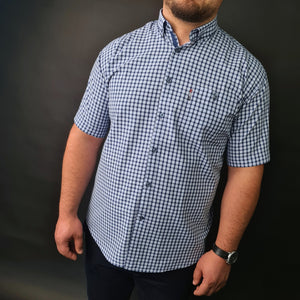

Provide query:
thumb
left=193, top=264, right=203, bottom=286
left=74, top=234, right=84, bottom=254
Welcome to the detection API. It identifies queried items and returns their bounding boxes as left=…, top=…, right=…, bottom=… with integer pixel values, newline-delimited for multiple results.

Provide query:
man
left=54, top=0, right=270, bottom=299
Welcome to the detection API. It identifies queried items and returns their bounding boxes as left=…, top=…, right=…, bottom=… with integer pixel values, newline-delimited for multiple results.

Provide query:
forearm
left=58, top=123, right=105, bottom=218
left=215, top=164, right=264, bottom=251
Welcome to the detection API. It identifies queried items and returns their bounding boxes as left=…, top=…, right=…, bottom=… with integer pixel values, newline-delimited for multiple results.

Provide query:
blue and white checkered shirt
left=74, top=9, right=270, bottom=273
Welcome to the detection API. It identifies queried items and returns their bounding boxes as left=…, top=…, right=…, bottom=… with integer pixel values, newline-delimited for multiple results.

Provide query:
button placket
left=136, top=47, right=177, bottom=229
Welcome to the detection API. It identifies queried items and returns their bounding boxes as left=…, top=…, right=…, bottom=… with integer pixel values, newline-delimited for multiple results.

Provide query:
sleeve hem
left=73, top=118, right=108, bottom=139
left=226, top=157, right=271, bottom=168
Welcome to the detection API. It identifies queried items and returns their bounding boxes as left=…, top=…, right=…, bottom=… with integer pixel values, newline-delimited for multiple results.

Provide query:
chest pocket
left=173, top=86, right=232, bottom=148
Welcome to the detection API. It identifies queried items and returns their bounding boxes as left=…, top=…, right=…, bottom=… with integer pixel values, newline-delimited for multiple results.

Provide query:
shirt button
left=159, top=112, right=165, bottom=118
left=166, top=76, right=172, bottom=83
left=139, top=216, right=145, bottom=221
left=152, top=146, right=158, bottom=154
left=175, top=48, right=181, bottom=53
left=145, top=181, right=152, bottom=188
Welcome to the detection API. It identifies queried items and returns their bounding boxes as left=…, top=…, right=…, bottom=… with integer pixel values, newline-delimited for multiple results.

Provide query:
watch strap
left=212, top=243, right=229, bottom=259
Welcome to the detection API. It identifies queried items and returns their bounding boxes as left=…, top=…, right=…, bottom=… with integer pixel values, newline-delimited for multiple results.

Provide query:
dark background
left=0, top=0, right=299, bottom=299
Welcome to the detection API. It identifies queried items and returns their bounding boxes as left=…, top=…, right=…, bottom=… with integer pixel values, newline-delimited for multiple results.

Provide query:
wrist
left=214, top=238, right=239, bottom=253
left=58, top=202, right=79, bottom=219
left=58, top=211, right=78, bottom=219
left=212, top=243, right=239, bottom=265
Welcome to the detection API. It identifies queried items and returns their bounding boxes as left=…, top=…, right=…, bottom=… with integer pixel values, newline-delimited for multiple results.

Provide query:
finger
left=206, top=287, right=216, bottom=296
left=58, top=240, right=77, bottom=261
left=192, top=265, right=203, bottom=285
left=67, top=239, right=78, bottom=260
left=193, top=281, right=211, bottom=296
left=74, top=233, right=84, bottom=254
left=215, top=281, right=226, bottom=293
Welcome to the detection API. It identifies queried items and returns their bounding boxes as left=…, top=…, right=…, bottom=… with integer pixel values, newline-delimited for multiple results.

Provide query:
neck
left=162, top=5, right=217, bottom=46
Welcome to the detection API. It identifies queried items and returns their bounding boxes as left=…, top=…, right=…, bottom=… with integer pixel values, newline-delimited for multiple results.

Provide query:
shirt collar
left=157, top=8, right=218, bottom=43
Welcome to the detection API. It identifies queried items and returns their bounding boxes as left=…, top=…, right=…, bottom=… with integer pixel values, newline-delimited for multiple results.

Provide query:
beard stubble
left=165, top=0, right=215, bottom=23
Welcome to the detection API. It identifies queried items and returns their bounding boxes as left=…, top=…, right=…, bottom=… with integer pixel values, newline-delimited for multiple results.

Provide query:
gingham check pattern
left=74, top=9, right=270, bottom=273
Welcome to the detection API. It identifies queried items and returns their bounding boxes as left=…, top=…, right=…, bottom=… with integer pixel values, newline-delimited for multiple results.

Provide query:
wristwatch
left=212, top=243, right=239, bottom=265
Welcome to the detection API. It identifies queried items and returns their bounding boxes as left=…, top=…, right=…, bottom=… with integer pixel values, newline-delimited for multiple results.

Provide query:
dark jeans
left=83, top=220, right=197, bottom=300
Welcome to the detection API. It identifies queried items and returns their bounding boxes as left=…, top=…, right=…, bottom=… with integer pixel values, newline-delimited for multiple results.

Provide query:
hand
left=54, top=216, right=84, bottom=261
left=192, top=250, right=231, bottom=296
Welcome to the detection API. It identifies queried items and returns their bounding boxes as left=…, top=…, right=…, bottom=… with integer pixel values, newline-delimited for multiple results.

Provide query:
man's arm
left=192, top=164, right=264, bottom=296
left=215, top=164, right=264, bottom=251
left=54, top=123, right=105, bottom=261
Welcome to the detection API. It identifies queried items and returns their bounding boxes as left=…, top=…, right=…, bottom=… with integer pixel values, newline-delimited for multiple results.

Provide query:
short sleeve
left=226, top=68, right=270, bottom=167
left=74, top=53, right=110, bottom=138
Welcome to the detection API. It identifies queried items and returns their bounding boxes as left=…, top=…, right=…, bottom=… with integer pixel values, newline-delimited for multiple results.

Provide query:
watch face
left=227, top=251, right=238, bottom=264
